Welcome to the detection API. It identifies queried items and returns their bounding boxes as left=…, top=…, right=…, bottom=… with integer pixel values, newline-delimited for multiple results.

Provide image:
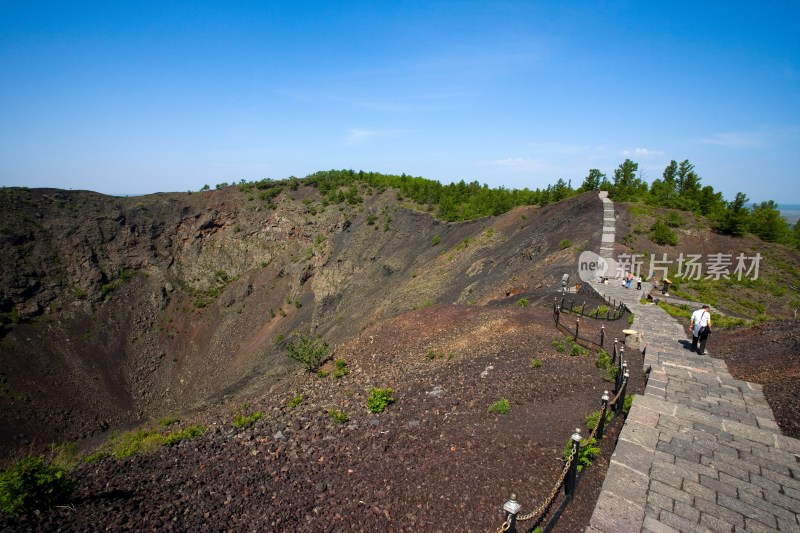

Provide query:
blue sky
left=1, top=1, right=798, bottom=202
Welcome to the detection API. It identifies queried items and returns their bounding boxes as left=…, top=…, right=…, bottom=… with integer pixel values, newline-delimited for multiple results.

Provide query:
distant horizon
left=4, top=173, right=799, bottom=208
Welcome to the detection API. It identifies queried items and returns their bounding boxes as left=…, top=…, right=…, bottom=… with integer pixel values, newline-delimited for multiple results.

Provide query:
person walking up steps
left=690, top=304, right=712, bottom=355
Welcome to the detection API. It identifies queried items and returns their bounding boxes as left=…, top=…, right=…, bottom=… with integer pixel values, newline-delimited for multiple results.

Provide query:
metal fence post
left=597, top=391, right=610, bottom=440
left=612, top=338, right=618, bottom=364
left=616, top=372, right=629, bottom=416
left=501, top=493, right=521, bottom=533
left=575, top=318, right=580, bottom=340
left=600, top=325, right=605, bottom=348
left=565, top=429, right=582, bottom=498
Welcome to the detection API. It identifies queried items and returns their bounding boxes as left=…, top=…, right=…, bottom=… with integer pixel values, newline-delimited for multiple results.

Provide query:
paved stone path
left=586, top=192, right=800, bottom=533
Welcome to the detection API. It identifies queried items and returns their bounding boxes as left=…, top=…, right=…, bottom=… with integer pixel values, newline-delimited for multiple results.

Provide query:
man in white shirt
left=690, top=304, right=712, bottom=355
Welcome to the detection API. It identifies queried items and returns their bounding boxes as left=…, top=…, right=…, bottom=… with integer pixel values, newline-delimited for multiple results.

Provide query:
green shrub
left=563, top=436, right=600, bottom=472
left=158, top=416, right=179, bottom=427
left=585, top=409, right=613, bottom=431
left=367, top=387, right=395, bottom=413
left=593, top=305, right=609, bottom=317
left=488, top=398, right=510, bottom=414
left=570, top=343, right=589, bottom=357
left=517, top=298, right=529, bottom=308
left=650, top=219, right=679, bottom=246
left=530, top=358, right=542, bottom=369
left=328, top=409, right=348, bottom=424
left=285, top=333, right=329, bottom=372
left=559, top=239, right=573, bottom=249
left=333, top=359, right=349, bottom=378
left=232, top=411, right=263, bottom=429
left=623, top=395, right=634, bottom=416
left=664, top=211, right=684, bottom=228
left=163, top=425, right=206, bottom=446
left=111, top=429, right=165, bottom=458
left=288, top=395, right=303, bottom=409
left=551, top=340, right=566, bottom=352
left=0, top=454, right=75, bottom=516
left=595, top=348, right=612, bottom=369
left=431, top=235, right=440, bottom=246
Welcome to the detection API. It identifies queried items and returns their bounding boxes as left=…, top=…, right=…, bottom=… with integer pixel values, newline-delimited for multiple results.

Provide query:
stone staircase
left=586, top=193, right=800, bottom=532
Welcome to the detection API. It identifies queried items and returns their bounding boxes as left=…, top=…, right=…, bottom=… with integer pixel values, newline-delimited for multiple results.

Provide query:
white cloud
left=619, top=147, right=665, bottom=158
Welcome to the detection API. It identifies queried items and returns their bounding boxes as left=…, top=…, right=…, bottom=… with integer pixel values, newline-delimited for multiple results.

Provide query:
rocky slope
left=0, top=184, right=600, bottom=459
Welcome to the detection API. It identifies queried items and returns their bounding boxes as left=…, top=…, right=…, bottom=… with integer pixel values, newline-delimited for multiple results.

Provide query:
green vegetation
left=593, top=305, right=609, bottom=317
left=431, top=235, right=440, bottom=246
left=657, top=301, right=748, bottom=328
left=232, top=410, right=263, bottom=429
left=623, top=395, right=634, bottom=416
left=233, top=164, right=798, bottom=249
left=563, top=436, right=601, bottom=473
left=414, top=299, right=434, bottom=310
left=585, top=409, right=613, bottom=431
left=0, top=454, right=75, bottom=516
left=570, top=343, right=589, bottom=357
left=333, top=358, right=350, bottom=379
left=190, top=270, right=237, bottom=308
left=530, top=358, right=542, bottom=369
left=328, top=408, right=348, bottom=424
left=663, top=211, right=684, bottom=228
left=517, top=297, right=529, bottom=308
left=650, top=219, right=679, bottom=246
left=366, top=387, right=395, bottom=413
left=551, top=339, right=567, bottom=352
left=157, top=416, right=179, bottom=427
left=84, top=421, right=206, bottom=461
left=163, top=425, right=206, bottom=446
left=596, top=348, right=619, bottom=383
left=488, top=398, right=510, bottom=414
left=426, top=348, right=454, bottom=360
left=559, top=239, right=573, bottom=249
left=288, top=395, right=303, bottom=409
left=285, top=333, right=330, bottom=372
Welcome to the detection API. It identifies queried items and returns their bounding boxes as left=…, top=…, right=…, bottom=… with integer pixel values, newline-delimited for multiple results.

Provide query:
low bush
left=285, top=333, right=329, bottom=372
left=570, top=343, right=589, bottom=357
left=650, top=219, right=679, bottom=246
left=333, top=359, right=349, bottom=379
left=563, top=436, right=600, bottom=472
left=488, top=398, right=510, bottom=414
left=0, top=454, right=75, bottom=516
left=232, top=411, right=262, bottom=429
left=585, top=409, right=613, bottom=431
left=288, top=395, right=303, bottom=409
left=367, top=387, right=395, bottom=413
left=163, top=425, right=206, bottom=446
left=328, top=409, right=348, bottom=424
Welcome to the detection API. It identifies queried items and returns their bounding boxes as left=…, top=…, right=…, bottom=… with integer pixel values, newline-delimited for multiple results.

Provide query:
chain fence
left=493, top=288, right=633, bottom=533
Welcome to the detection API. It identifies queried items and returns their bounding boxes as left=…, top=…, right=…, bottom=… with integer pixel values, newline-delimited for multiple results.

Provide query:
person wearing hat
left=690, top=304, right=712, bottom=355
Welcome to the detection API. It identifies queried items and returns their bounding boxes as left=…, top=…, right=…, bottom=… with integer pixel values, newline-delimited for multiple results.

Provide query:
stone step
left=590, top=192, right=800, bottom=533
